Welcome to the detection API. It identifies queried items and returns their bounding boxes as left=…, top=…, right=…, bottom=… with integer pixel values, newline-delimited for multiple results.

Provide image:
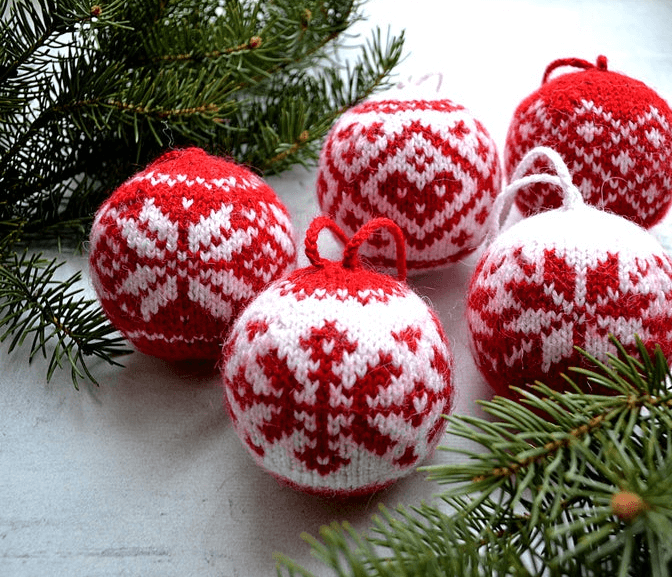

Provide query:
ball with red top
left=316, top=97, right=502, bottom=273
left=221, top=217, right=454, bottom=497
left=505, top=55, right=672, bottom=228
left=89, top=147, right=297, bottom=361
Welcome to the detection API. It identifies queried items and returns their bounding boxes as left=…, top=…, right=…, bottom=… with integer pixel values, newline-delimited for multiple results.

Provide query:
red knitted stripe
left=278, top=262, right=407, bottom=304
left=356, top=244, right=477, bottom=271
left=267, top=471, right=397, bottom=499
left=351, top=98, right=466, bottom=115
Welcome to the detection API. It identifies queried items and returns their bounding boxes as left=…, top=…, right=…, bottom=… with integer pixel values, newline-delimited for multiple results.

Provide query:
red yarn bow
left=304, top=216, right=408, bottom=282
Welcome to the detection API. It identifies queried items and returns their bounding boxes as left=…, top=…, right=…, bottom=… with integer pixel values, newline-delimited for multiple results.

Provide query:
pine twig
left=276, top=337, right=672, bottom=576
left=0, top=0, right=404, bottom=386
left=0, top=245, right=130, bottom=388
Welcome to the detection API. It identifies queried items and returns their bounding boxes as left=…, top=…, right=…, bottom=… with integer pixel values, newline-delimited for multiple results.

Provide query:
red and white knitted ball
left=316, top=98, right=502, bottom=273
left=467, top=147, right=672, bottom=399
left=221, top=217, right=454, bottom=497
left=505, top=55, right=672, bottom=228
left=89, top=147, right=297, bottom=361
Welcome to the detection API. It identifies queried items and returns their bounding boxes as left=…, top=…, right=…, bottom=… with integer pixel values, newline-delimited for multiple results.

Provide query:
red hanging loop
left=542, top=55, right=609, bottom=85
left=304, top=216, right=349, bottom=267
left=304, top=216, right=407, bottom=282
left=342, top=218, right=407, bottom=282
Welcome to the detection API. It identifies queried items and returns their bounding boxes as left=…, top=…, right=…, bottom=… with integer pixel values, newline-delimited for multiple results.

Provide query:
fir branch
left=235, top=27, right=405, bottom=173
left=1, top=0, right=403, bottom=228
left=0, top=245, right=130, bottom=388
left=276, top=337, right=672, bottom=576
left=0, top=0, right=402, bottom=385
left=151, top=35, right=265, bottom=63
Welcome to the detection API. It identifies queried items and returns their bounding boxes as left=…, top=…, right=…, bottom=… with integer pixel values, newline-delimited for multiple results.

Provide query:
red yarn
left=89, top=147, right=297, bottom=361
left=342, top=217, right=407, bottom=281
left=304, top=216, right=349, bottom=267
left=541, top=55, right=608, bottom=84
left=221, top=216, right=454, bottom=496
left=505, top=55, right=672, bottom=228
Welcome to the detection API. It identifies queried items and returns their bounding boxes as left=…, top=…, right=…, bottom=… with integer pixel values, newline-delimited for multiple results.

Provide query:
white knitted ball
left=467, top=147, right=672, bottom=399
left=221, top=217, right=454, bottom=496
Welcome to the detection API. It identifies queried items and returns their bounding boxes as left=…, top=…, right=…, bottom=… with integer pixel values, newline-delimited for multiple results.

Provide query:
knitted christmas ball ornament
left=505, top=55, right=672, bottom=228
left=221, top=217, right=454, bottom=497
left=89, top=147, right=297, bottom=361
left=316, top=97, right=502, bottom=273
left=466, top=147, right=672, bottom=399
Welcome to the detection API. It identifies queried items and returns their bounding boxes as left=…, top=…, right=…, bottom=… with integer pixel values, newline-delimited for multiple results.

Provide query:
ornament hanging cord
left=304, top=216, right=407, bottom=281
left=542, top=55, right=608, bottom=84
left=488, top=146, right=584, bottom=239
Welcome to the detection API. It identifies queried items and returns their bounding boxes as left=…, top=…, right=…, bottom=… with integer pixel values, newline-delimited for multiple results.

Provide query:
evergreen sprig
left=276, top=337, right=672, bottom=576
left=0, top=0, right=403, bottom=385
left=0, top=243, right=129, bottom=387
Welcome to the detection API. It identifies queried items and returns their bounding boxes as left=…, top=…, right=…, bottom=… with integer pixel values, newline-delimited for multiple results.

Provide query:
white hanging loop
left=488, top=146, right=584, bottom=240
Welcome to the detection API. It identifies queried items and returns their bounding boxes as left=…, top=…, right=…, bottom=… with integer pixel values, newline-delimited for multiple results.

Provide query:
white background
left=3, top=1, right=672, bottom=575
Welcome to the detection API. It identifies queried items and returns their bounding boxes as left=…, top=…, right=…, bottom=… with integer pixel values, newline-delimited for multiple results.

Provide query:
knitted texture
left=316, top=98, right=502, bottom=273
left=221, top=217, right=454, bottom=497
left=467, top=147, right=672, bottom=399
left=505, top=55, right=672, bottom=228
left=89, top=147, right=296, bottom=361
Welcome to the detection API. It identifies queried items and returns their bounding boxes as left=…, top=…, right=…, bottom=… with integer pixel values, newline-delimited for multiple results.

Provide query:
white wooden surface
left=3, top=1, right=672, bottom=575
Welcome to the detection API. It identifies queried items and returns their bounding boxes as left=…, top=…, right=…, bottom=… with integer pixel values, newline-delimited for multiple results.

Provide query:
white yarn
left=488, top=146, right=584, bottom=241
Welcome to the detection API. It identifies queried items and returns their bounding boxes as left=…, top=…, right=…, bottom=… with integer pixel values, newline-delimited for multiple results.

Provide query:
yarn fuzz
left=316, top=98, right=502, bottom=273
left=221, top=217, right=454, bottom=497
left=466, top=147, right=672, bottom=399
left=505, top=55, right=672, bottom=228
left=89, top=147, right=296, bottom=361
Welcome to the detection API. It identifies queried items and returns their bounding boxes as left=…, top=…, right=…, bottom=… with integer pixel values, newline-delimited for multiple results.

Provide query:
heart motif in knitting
left=317, top=99, right=502, bottom=272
